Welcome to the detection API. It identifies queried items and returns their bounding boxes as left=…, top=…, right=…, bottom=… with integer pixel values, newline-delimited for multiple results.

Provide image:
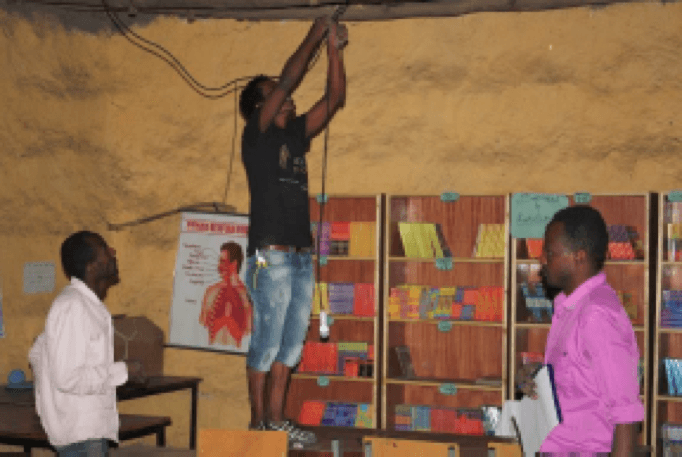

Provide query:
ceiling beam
left=14, top=0, right=667, bottom=20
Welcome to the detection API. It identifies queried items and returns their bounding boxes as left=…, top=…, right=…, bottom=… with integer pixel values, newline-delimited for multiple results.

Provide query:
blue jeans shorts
left=245, top=249, right=314, bottom=372
left=56, top=439, right=109, bottom=457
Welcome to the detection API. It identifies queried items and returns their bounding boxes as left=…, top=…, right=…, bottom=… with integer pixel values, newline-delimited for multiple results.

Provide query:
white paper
left=23, top=262, right=55, bottom=295
left=495, top=366, right=561, bottom=457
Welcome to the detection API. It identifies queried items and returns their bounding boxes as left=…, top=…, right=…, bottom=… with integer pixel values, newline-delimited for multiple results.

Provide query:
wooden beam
left=18, top=0, right=664, bottom=20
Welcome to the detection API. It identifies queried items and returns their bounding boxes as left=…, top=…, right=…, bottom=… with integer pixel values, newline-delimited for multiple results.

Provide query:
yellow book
left=423, top=223, right=444, bottom=258
left=398, top=223, right=419, bottom=258
left=413, top=223, right=433, bottom=258
left=312, top=282, right=328, bottom=315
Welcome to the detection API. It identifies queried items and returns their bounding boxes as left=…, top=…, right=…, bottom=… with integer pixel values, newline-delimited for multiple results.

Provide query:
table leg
left=157, top=427, right=167, bottom=447
left=190, top=384, right=198, bottom=450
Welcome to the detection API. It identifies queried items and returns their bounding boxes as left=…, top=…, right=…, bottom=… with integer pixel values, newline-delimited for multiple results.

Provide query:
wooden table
left=288, top=426, right=517, bottom=457
left=0, top=403, right=171, bottom=453
left=0, top=376, right=202, bottom=450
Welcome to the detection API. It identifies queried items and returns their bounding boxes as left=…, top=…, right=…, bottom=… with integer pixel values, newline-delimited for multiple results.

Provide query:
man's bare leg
left=247, top=368, right=268, bottom=427
left=268, top=361, right=291, bottom=422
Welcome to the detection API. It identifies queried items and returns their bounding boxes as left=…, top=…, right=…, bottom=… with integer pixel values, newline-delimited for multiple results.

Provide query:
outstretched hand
left=329, top=21, right=349, bottom=50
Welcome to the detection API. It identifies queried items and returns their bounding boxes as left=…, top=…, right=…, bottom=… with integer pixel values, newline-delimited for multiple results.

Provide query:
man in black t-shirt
left=239, top=16, right=347, bottom=445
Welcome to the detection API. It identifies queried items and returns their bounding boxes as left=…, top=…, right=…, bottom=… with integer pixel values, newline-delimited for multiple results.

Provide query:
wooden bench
left=0, top=404, right=171, bottom=453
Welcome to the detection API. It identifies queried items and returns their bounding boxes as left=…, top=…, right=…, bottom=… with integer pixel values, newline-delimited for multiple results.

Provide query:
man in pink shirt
left=535, top=205, right=644, bottom=455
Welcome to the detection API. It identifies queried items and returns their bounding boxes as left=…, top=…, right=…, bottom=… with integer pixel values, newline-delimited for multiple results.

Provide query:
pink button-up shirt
left=540, top=272, right=644, bottom=453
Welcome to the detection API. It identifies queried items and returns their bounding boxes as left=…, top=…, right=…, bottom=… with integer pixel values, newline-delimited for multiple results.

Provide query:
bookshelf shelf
left=510, top=193, right=651, bottom=446
left=310, top=315, right=376, bottom=322
left=292, top=374, right=375, bottom=383
left=514, top=323, right=552, bottom=330
left=659, top=328, right=682, bottom=335
left=515, top=259, right=646, bottom=266
left=288, top=195, right=382, bottom=430
left=313, top=255, right=377, bottom=262
left=658, top=395, right=682, bottom=403
left=382, top=194, right=509, bottom=436
left=386, top=378, right=504, bottom=392
left=388, top=319, right=503, bottom=328
left=388, top=257, right=505, bottom=264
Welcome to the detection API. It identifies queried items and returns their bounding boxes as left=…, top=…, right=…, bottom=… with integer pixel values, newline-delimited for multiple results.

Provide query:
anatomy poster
left=169, top=212, right=251, bottom=353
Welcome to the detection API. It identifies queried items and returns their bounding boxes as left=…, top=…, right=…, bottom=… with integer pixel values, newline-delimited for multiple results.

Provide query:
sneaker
left=267, top=419, right=317, bottom=445
left=248, top=421, right=268, bottom=431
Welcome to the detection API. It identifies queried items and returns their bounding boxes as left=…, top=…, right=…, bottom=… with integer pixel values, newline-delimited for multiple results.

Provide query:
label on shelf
left=317, top=376, right=330, bottom=387
left=573, top=192, right=592, bottom=204
left=440, top=192, right=460, bottom=202
left=439, top=383, right=457, bottom=395
left=435, top=257, right=453, bottom=270
left=319, top=255, right=328, bottom=266
left=327, top=316, right=334, bottom=325
left=669, top=191, right=682, bottom=202
left=316, top=193, right=328, bottom=204
left=511, top=193, right=569, bottom=239
left=437, top=321, right=453, bottom=332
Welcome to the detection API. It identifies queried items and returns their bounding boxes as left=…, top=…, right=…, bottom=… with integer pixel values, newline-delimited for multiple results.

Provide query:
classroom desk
left=0, top=376, right=202, bottom=450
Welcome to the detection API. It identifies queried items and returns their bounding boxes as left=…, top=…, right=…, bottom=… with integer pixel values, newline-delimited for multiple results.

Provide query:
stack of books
left=394, top=404, right=485, bottom=435
left=299, top=401, right=373, bottom=428
left=473, top=224, right=505, bottom=258
left=607, top=225, right=642, bottom=260
left=661, top=423, right=682, bottom=457
left=388, top=285, right=504, bottom=322
left=520, top=282, right=553, bottom=321
left=312, top=282, right=375, bottom=317
left=667, top=223, right=682, bottom=261
left=311, top=221, right=376, bottom=257
left=662, top=290, right=682, bottom=328
left=298, top=341, right=373, bottom=377
left=397, top=222, right=452, bottom=259
left=664, top=358, right=682, bottom=395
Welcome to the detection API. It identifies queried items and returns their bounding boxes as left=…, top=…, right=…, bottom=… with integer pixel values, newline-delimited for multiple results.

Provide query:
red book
left=330, top=222, right=351, bottom=240
left=353, top=283, right=375, bottom=317
left=298, top=400, right=327, bottom=426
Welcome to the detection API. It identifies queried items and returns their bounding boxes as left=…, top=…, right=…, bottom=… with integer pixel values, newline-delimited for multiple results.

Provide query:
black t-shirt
left=241, top=109, right=312, bottom=256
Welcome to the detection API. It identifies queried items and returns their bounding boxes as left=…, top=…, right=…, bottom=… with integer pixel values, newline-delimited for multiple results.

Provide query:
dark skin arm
left=611, top=423, right=636, bottom=456
left=258, top=18, right=329, bottom=133
left=305, top=21, right=347, bottom=139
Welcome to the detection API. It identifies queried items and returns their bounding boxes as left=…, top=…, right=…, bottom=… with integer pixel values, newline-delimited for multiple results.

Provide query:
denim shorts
left=245, top=250, right=314, bottom=372
left=56, top=439, right=109, bottom=457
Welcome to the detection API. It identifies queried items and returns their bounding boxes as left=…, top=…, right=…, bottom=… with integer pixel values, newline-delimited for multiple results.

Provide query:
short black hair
left=548, top=205, right=609, bottom=272
left=60, top=231, right=104, bottom=280
left=239, top=75, right=270, bottom=120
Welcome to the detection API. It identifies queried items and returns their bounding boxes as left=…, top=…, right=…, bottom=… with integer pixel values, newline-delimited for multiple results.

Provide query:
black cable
left=223, top=87, right=239, bottom=204
left=102, top=0, right=253, bottom=99
left=107, top=201, right=236, bottom=230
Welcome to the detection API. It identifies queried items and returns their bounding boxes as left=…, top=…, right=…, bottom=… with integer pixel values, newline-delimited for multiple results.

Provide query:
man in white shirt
left=29, top=231, right=143, bottom=456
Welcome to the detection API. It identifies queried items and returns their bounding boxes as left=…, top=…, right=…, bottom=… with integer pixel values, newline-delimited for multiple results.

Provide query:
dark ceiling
left=7, top=0, right=656, bottom=21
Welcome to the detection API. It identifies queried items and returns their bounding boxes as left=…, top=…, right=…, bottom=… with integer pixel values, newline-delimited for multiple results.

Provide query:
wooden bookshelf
left=652, top=191, right=682, bottom=452
left=509, top=193, right=651, bottom=445
left=382, top=194, right=509, bottom=435
left=285, top=195, right=382, bottom=430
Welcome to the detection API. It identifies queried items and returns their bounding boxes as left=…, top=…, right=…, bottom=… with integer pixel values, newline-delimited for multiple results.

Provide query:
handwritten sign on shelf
left=511, top=193, right=569, bottom=239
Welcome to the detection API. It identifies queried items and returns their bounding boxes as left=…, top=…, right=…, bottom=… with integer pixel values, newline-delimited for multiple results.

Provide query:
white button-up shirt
left=29, top=278, right=128, bottom=447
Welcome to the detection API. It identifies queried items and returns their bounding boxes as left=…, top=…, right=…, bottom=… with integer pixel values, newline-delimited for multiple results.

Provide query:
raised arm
left=305, top=21, right=347, bottom=139
left=258, top=18, right=329, bottom=132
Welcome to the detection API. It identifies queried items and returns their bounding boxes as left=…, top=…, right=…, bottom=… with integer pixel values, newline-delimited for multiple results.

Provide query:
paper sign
left=511, top=193, right=569, bottom=239
left=317, top=376, right=330, bottom=387
left=668, top=191, right=682, bottom=202
left=439, top=383, right=457, bottom=395
left=23, top=262, right=55, bottom=295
